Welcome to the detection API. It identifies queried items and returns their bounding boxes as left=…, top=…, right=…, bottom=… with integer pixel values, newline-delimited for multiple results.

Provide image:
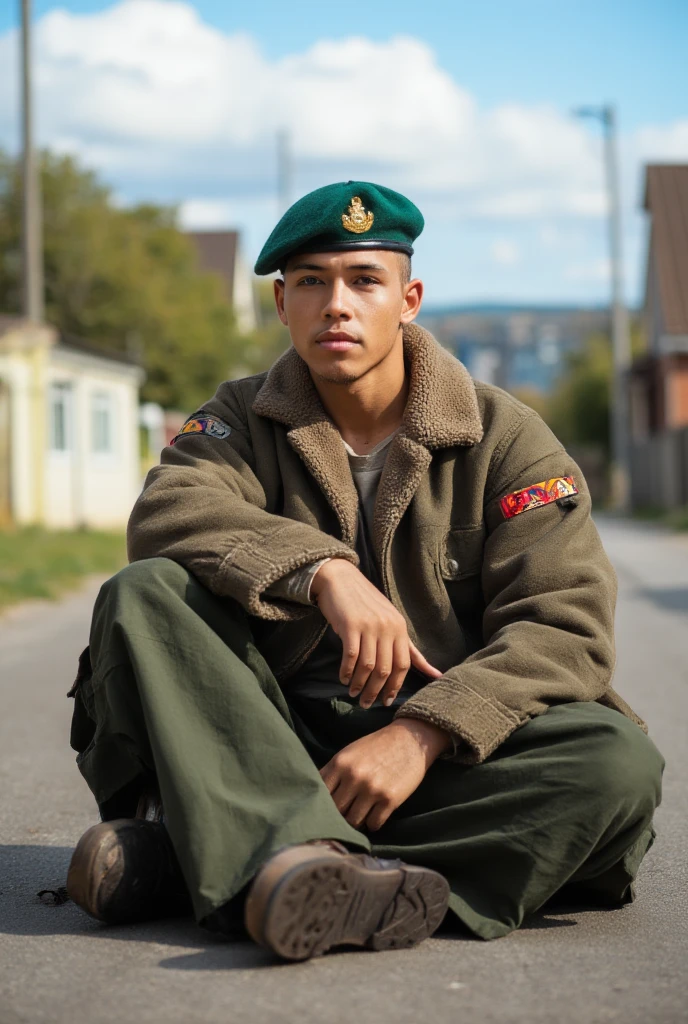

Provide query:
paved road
left=1, top=518, right=687, bottom=1024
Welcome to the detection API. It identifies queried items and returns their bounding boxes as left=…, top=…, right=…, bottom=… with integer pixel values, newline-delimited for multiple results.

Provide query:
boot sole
left=245, top=848, right=449, bottom=961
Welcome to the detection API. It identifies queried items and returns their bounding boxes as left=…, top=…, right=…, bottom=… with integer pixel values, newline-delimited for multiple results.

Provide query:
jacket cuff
left=216, top=542, right=358, bottom=621
left=394, top=677, right=527, bottom=764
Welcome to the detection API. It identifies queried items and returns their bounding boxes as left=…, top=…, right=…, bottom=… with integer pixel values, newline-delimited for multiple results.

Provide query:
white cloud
left=0, top=0, right=617, bottom=218
left=0, top=0, right=686, bottom=303
left=635, top=120, right=688, bottom=163
left=564, top=258, right=611, bottom=283
left=491, top=239, right=520, bottom=266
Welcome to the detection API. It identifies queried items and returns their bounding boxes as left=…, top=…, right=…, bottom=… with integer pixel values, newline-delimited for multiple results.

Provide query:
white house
left=0, top=317, right=144, bottom=529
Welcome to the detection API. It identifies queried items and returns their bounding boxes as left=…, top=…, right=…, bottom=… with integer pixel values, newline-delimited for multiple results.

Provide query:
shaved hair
left=398, top=253, right=412, bottom=286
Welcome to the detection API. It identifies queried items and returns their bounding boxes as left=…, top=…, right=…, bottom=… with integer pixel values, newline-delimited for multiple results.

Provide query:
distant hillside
left=420, top=302, right=613, bottom=318
left=419, top=304, right=615, bottom=394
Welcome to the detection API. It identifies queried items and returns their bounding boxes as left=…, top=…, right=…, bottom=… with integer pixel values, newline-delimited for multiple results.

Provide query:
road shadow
left=0, top=843, right=279, bottom=969
left=2, top=844, right=629, bottom=974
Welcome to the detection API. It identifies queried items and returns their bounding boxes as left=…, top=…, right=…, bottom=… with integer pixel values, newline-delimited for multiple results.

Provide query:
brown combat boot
left=244, top=840, right=449, bottom=961
left=66, top=789, right=191, bottom=924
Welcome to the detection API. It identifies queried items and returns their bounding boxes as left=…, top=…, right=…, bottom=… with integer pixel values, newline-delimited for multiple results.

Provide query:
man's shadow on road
left=0, top=843, right=582, bottom=973
left=0, top=844, right=277, bottom=970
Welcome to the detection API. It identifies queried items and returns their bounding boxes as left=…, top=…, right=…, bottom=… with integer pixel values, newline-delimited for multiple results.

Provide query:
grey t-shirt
left=271, top=430, right=428, bottom=706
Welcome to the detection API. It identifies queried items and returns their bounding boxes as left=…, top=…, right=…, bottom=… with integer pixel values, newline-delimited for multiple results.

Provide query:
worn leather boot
left=66, top=790, right=191, bottom=924
left=244, top=840, right=449, bottom=961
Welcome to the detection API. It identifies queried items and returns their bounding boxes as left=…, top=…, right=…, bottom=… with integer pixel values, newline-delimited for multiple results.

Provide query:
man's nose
left=322, top=280, right=352, bottom=320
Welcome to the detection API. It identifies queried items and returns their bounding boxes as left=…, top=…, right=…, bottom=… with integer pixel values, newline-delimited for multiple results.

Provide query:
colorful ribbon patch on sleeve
left=170, top=415, right=231, bottom=445
left=500, top=476, right=578, bottom=519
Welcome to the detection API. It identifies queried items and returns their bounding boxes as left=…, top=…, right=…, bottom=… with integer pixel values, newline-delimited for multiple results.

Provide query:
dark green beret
left=254, top=180, right=424, bottom=276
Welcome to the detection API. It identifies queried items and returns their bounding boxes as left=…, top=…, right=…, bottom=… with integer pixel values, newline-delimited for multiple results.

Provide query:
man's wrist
left=310, top=556, right=354, bottom=601
left=386, top=717, right=452, bottom=766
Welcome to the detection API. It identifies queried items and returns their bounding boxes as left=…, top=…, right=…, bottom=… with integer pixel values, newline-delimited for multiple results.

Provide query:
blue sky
left=1, top=0, right=687, bottom=305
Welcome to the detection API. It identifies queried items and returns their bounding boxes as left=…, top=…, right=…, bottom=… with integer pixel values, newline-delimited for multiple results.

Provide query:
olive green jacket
left=128, top=324, right=644, bottom=762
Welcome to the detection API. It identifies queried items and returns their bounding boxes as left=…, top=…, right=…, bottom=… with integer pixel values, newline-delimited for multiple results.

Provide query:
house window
left=91, top=392, right=114, bottom=454
left=49, top=382, right=72, bottom=451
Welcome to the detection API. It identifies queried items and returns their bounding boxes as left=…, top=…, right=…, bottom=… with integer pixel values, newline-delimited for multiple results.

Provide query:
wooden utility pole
left=602, top=106, right=632, bottom=512
left=21, top=0, right=44, bottom=322
left=574, top=104, right=632, bottom=511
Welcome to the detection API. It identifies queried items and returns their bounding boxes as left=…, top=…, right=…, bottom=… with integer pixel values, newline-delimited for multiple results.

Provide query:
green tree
left=0, top=150, right=252, bottom=409
left=545, top=332, right=612, bottom=456
left=234, top=277, right=290, bottom=376
left=540, top=321, right=646, bottom=459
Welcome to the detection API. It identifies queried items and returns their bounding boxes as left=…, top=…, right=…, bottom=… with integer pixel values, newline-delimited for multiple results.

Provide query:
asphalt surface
left=1, top=517, right=687, bottom=1024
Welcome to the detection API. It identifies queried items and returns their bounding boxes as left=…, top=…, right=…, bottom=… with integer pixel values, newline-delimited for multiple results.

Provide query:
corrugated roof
left=644, top=165, right=688, bottom=335
left=186, top=231, right=239, bottom=304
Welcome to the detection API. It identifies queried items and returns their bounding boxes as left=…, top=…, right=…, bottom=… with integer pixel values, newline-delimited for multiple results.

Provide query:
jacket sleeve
left=127, top=386, right=358, bottom=621
left=396, top=411, right=624, bottom=763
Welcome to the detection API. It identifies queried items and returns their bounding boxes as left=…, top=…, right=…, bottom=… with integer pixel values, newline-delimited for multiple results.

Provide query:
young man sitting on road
left=66, top=182, right=663, bottom=960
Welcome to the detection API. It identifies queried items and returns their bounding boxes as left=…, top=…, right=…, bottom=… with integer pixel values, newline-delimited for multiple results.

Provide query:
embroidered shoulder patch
left=500, top=477, right=578, bottom=519
left=170, top=415, right=231, bottom=445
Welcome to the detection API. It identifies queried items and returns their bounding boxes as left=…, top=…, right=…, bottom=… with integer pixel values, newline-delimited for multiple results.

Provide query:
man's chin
left=307, top=355, right=366, bottom=386
left=313, top=367, right=363, bottom=385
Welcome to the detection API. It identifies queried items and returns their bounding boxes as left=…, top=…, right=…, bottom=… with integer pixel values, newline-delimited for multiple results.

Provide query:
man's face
left=274, top=250, right=423, bottom=385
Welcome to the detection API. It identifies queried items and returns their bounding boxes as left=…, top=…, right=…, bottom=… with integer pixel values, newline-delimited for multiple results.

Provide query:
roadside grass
left=0, top=527, right=127, bottom=610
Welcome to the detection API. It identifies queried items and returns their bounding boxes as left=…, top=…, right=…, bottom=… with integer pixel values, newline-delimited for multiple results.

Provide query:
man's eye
left=355, top=276, right=378, bottom=285
left=298, top=276, right=321, bottom=286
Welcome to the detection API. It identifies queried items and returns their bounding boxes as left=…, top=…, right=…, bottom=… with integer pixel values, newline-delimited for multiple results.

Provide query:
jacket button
left=446, top=558, right=460, bottom=577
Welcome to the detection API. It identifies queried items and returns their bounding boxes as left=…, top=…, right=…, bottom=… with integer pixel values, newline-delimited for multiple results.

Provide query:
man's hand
left=310, top=559, right=442, bottom=707
left=319, top=718, right=452, bottom=831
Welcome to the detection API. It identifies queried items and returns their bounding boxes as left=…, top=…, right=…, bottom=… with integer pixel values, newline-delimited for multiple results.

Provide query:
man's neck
left=310, top=335, right=408, bottom=456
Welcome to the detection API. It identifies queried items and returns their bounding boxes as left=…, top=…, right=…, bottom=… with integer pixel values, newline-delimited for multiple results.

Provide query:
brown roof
left=644, top=165, right=688, bottom=335
left=0, top=316, right=140, bottom=367
left=185, top=231, right=239, bottom=304
left=57, top=332, right=142, bottom=367
left=0, top=314, right=25, bottom=336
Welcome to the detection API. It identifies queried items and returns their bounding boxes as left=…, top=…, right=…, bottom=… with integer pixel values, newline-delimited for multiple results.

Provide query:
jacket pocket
left=439, top=524, right=486, bottom=581
left=437, top=525, right=486, bottom=654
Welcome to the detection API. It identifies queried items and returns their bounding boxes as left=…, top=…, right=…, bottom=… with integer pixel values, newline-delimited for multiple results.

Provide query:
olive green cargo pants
left=69, top=558, right=664, bottom=941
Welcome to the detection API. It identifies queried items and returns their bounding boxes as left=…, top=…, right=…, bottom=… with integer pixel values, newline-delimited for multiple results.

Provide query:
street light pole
left=574, top=104, right=631, bottom=511
left=20, top=0, right=44, bottom=323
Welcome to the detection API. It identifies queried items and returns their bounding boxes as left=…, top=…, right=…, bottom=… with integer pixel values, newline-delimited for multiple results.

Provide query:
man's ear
left=274, top=278, right=288, bottom=326
left=400, top=279, right=423, bottom=324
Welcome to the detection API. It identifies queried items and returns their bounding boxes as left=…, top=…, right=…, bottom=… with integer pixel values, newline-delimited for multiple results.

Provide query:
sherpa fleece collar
left=252, top=323, right=484, bottom=449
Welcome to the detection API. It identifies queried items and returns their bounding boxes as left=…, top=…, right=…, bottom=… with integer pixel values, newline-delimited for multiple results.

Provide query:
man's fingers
left=348, top=633, right=377, bottom=696
left=319, top=760, right=339, bottom=794
left=365, top=800, right=393, bottom=832
left=338, top=630, right=361, bottom=686
left=344, top=792, right=375, bottom=830
left=355, top=635, right=394, bottom=708
left=409, top=641, right=443, bottom=679
left=328, top=778, right=358, bottom=817
left=379, top=635, right=411, bottom=707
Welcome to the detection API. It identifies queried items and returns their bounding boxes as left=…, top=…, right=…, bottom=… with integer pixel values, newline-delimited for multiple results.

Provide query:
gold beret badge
left=342, top=196, right=374, bottom=234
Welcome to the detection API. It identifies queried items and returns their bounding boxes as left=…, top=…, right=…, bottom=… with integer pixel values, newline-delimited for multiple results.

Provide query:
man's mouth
left=316, top=332, right=359, bottom=351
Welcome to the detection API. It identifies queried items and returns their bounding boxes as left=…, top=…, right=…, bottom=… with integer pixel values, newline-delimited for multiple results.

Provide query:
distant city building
left=185, top=230, right=257, bottom=334
left=630, top=164, right=688, bottom=509
left=0, top=318, right=144, bottom=528
left=419, top=306, right=610, bottom=394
